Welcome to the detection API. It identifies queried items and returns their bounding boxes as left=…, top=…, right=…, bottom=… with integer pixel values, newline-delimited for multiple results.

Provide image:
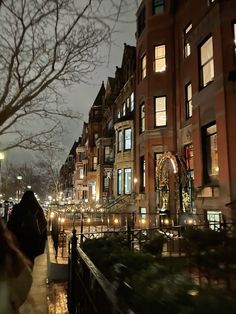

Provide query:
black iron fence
left=68, top=229, right=133, bottom=314
left=49, top=208, right=234, bottom=259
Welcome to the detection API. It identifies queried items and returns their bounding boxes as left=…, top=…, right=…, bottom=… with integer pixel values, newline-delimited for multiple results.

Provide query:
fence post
left=80, top=213, right=84, bottom=245
left=68, top=229, right=78, bottom=314
left=127, top=224, right=132, bottom=251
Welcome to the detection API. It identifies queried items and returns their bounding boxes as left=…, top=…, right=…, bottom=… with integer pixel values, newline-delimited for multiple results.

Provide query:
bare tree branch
left=0, top=0, right=138, bottom=151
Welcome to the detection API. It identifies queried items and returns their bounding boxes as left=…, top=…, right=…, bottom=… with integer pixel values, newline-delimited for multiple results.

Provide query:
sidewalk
left=19, top=240, right=68, bottom=314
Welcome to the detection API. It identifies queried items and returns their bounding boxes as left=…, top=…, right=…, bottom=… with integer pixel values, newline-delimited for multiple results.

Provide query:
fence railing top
left=77, top=246, right=131, bottom=313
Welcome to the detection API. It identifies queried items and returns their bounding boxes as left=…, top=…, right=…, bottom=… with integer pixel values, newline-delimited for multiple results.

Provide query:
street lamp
left=16, top=175, right=22, bottom=200
left=0, top=152, right=5, bottom=197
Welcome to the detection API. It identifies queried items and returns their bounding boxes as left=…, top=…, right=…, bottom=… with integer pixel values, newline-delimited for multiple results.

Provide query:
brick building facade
left=59, top=0, right=236, bottom=224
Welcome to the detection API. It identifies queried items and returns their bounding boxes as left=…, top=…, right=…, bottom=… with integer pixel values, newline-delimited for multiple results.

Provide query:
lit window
left=203, top=123, right=219, bottom=183
left=117, top=130, right=122, bottom=152
left=92, top=156, right=97, bottom=170
left=153, top=0, right=164, bottom=15
left=140, top=103, right=145, bottom=133
left=184, top=144, right=194, bottom=175
left=155, top=96, right=167, bottom=127
left=140, top=156, right=145, bottom=191
left=185, top=83, right=192, bottom=119
left=123, top=103, right=126, bottom=116
left=140, top=207, right=147, bottom=219
left=124, top=128, right=132, bottom=150
left=117, top=169, right=122, bottom=195
left=200, top=36, right=214, bottom=88
left=130, top=92, right=134, bottom=111
left=79, top=168, right=84, bottom=179
left=104, top=146, right=111, bottom=163
left=126, top=97, right=130, bottom=111
left=118, top=111, right=121, bottom=119
left=94, top=133, right=98, bottom=145
left=124, top=168, right=132, bottom=194
left=234, top=23, right=236, bottom=56
left=184, top=23, right=192, bottom=58
left=141, top=54, right=147, bottom=79
left=154, top=45, right=166, bottom=72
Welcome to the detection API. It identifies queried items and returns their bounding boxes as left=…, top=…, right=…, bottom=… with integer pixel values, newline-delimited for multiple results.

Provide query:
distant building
left=135, top=0, right=236, bottom=223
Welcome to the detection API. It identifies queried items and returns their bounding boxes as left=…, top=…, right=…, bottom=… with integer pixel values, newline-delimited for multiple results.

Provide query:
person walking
left=0, top=218, right=32, bottom=313
left=7, top=190, right=47, bottom=265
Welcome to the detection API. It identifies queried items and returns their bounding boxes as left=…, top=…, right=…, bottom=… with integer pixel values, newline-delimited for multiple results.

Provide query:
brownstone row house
left=59, top=0, right=236, bottom=224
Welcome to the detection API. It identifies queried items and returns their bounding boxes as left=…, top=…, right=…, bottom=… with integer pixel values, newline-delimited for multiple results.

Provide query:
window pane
left=201, top=37, right=213, bottom=65
left=117, top=169, right=122, bottom=194
left=130, top=92, right=134, bottom=111
left=234, top=23, right=236, bottom=56
left=200, top=37, right=214, bottom=87
left=141, top=55, right=147, bottom=79
left=154, top=45, right=166, bottom=72
left=184, top=144, right=194, bottom=171
left=123, top=103, right=126, bottom=116
left=124, top=168, right=132, bottom=194
left=153, top=0, right=164, bottom=15
left=205, top=123, right=219, bottom=180
left=202, top=59, right=214, bottom=87
left=104, top=146, right=111, bottom=162
left=155, top=97, right=166, bottom=126
left=124, top=128, right=132, bottom=150
left=118, top=131, right=122, bottom=152
left=155, top=59, right=166, bottom=72
left=140, top=104, right=145, bottom=132
left=186, top=83, right=192, bottom=118
left=93, top=156, right=97, bottom=170
left=155, top=45, right=165, bottom=57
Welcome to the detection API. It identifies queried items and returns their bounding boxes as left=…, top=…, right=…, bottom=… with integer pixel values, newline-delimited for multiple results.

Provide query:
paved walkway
left=19, top=241, right=68, bottom=314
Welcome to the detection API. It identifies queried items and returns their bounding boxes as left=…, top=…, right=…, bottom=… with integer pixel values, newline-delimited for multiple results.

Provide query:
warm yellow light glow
left=50, top=212, right=55, bottom=218
left=0, top=152, right=5, bottom=160
left=188, top=289, right=199, bottom=296
left=87, top=218, right=91, bottom=223
left=114, top=218, right=119, bottom=224
left=141, top=218, right=146, bottom=224
left=164, top=219, right=169, bottom=225
left=134, top=178, right=138, bottom=184
left=61, top=218, right=65, bottom=224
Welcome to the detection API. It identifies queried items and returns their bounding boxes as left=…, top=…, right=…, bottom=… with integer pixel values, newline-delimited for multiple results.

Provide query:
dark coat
left=7, top=203, right=47, bottom=262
